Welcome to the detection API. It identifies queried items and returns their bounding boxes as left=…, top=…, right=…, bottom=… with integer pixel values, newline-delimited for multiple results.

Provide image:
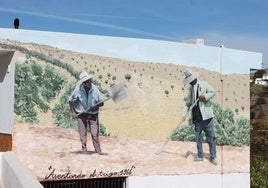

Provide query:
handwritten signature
left=45, top=165, right=135, bottom=180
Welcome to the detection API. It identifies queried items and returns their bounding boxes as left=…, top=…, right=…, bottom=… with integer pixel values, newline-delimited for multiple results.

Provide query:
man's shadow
left=164, top=150, right=211, bottom=160
left=185, top=151, right=211, bottom=160
left=71, top=150, right=97, bottom=155
left=71, top=151, right=109, bottom=155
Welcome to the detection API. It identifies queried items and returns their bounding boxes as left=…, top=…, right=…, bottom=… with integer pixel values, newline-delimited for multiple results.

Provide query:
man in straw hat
left=181, top=69, right=217, bottom=165
left=69, top=71, right=105, bottom=155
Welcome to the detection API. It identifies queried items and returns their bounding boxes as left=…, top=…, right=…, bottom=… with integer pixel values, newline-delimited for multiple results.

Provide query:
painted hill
left=0, top=38, right=250, bottom=141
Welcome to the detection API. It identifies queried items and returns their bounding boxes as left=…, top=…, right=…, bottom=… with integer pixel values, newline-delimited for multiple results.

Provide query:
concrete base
left=129, top=173, right=250, bottom=188
left=0, top=152, right=43, bottom=188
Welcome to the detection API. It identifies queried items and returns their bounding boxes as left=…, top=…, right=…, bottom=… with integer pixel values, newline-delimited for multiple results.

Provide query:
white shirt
left=193, top=81, right=199, bottom=103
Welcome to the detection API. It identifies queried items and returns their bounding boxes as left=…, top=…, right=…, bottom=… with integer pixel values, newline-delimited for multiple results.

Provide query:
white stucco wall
left=0, top=50, right=15, bottom=134
left=0, top=28, right=258, bottom=188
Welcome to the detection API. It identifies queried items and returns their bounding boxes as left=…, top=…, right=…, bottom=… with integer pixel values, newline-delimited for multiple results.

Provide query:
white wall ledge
left=129, top=173, right=250, bottom=188
left=0, top=152, right=43, bottom=188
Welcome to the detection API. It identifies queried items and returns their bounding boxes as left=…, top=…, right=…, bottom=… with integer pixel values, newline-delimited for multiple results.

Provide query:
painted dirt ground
left=12, top=123, right=249, bottom=181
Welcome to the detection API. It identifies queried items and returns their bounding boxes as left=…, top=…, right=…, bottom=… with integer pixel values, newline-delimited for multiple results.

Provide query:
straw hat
left=77, top=71, right=93, bottom=84
left=183, top=69, right=198, bottom=85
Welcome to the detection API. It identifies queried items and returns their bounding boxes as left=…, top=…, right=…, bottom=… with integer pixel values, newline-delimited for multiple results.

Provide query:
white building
left=255, top=78, right=267, bottom=85
left=254, top=71, right=268, bottom=85
left=262, top=72, right=268, bottom=80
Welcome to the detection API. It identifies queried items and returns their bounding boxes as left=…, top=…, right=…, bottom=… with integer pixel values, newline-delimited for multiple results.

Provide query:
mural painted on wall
left=0, top=29, right=261, bottom=181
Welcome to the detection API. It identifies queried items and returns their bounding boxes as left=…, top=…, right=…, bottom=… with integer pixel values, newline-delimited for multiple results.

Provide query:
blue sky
left=0, top=0, right=267, bottom=67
